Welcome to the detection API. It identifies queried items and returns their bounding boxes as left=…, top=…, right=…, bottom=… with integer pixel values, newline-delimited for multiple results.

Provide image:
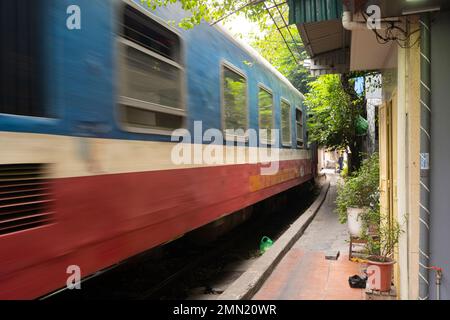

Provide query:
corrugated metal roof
left=300, top=20, right=345, bottom=56
left=287, top=0, right=349, bottom=75
left=288, top=0, right=343, bottom=25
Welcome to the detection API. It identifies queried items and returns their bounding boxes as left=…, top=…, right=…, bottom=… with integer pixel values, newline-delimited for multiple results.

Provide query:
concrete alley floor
left=253, top=173, right=365, bottom=300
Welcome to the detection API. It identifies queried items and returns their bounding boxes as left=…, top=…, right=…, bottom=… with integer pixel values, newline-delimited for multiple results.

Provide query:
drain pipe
left=418, top=13, right=431, bottom=301
left=342, top=10, right=371, bottom=30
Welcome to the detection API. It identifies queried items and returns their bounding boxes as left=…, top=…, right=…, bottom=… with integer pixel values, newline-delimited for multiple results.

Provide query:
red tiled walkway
left=254, top=173, right=364, bottom=300
left=254, top=250, right=364, bottom=300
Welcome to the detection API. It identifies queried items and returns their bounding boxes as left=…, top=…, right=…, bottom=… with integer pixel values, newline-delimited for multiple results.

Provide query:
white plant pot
left=347, top=207, right=365, bottom=237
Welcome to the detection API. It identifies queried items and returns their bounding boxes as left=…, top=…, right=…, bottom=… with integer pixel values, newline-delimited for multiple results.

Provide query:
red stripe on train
left=0, top=159, right=312, bottom=299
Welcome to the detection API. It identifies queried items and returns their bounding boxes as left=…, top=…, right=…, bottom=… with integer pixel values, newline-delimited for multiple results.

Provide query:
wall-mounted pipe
left=418, top=13, right=432, bottom=300
left=342, top=10, right=393, bottom=31
left=342, top=10, right=371, bottom=30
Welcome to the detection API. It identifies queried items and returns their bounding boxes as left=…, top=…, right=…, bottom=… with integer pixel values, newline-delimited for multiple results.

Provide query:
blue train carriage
left=0, top=0, right=315, bottom=299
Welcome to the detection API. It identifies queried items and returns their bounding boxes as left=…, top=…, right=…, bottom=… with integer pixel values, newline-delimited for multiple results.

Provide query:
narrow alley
left=254, top=173, right=365, bottom=300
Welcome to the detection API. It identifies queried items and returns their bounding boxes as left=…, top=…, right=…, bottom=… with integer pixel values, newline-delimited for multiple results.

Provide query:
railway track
left=48, top=181, right=319, bottom=300
left=140, top=225, right=254, bottom=300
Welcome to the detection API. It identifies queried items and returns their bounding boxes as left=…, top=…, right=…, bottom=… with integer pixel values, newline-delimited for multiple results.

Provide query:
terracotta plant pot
left=366, top=257, right=395, bottom=292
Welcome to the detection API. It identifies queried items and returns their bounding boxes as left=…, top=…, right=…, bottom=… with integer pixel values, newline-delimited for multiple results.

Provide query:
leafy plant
left=251, top=25, right=312, bottom=94
left=304, top=74, right=367, bottom=173
left=144, top=0, right=313, bottom=94
left=363, top=213, right=403, bottom=263
left=335, top=153, right=380, bottom=223
left=340, top=165, right=349, bottom=178
left=335, top=151, right=402, bottom=263
left=142, top=0, right=269, bottom=30
left=305, top=75, right=356, bottom=150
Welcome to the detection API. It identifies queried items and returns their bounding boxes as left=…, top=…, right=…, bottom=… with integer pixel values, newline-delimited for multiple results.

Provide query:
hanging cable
left=263, top=1, right=299, bottom=64
left=360, top=11, right=420, bottom=49
left=271, top=0, right=303, bottom=57
left=209, top=0, right=301, bottom=65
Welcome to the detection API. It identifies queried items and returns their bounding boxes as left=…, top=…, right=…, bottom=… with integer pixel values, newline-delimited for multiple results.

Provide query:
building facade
left=289, top=0, right=450, bottom=300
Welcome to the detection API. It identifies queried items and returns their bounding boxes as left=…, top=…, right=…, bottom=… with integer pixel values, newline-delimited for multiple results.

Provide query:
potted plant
left=363, top=214, right=403, bottom=292
left=336, top=153, right=380, bottom=237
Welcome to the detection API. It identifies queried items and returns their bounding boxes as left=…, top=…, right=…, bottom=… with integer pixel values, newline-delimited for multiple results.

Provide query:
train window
left=122, top=4, right=181, bottom=63
left=121, top=106, right=183, bottom=132
left=222, top=64, right=248, bottom=136
left=0, top=0, right=46, bottom=118
left=258, top=86, right=273, bottom=144
left=118, top=4, right=185, bottom=134
left=306, top=130, right=310, bottom=149
left=280, top=99, right=291, bottom=146
left=296, top=108, right=304, bottom=148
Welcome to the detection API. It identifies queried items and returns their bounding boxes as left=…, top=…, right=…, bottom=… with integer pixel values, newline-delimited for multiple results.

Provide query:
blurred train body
left=0, top=0, right=316, bottom=299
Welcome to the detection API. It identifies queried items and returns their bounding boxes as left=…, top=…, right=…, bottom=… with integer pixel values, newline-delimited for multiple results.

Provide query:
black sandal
left=348, top=275, right=367, bottom=288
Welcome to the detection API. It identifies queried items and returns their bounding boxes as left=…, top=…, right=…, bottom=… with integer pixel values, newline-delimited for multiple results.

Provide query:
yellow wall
left=405, top=18, right=421, bottom=300
left=379, top=17, right=421, bottom=299
left=394, top=18, right=421, bottom=300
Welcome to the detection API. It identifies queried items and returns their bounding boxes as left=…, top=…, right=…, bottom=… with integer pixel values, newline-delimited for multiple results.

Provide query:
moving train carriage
left=0, top=0, right=315, bottom=299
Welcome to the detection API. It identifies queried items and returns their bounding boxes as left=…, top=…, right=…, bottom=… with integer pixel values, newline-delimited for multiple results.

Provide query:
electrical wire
left=361, top=11, right=420, bottom=49
left=263, top=1, right=299, bottom=64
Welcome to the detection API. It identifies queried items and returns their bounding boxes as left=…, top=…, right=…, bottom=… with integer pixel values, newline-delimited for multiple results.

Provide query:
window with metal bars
left=118, top=4, right=185, bottom=134
left=0, top=0, right=46, bottom=118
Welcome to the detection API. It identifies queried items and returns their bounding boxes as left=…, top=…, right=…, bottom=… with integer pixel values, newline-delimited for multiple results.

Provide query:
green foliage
left=251, top=26, right=313, bottom=94
left=142, top=0, right=268, bottom=30
left=304, top=74, right=363, bottom=150
left=340, top=165, right=348, bottom=178
left=143, top=0, right=313, bottom=93
left=335, top=153, right=380, bottom=223
left=363, top=214, right=403, bottom=262
left=335, top=152, right=402, bottom=263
